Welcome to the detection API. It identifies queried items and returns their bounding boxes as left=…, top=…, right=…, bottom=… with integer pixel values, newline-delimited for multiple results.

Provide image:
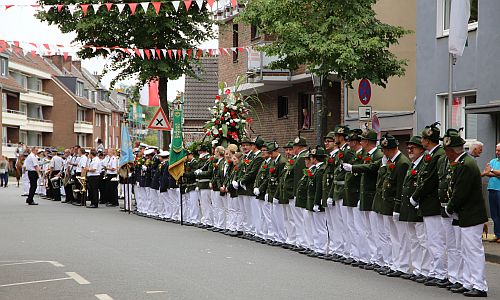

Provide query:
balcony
left=20, top=117, right=54, bottom=133
left=247, top=44, right=291, bottom=82
left=20, top=90, right=54, bottom=106
left=74, top=120, right=93, bottom=134
left=1, top=144, right=16, bottom=159
left=1, top=110, right=27, bottom=127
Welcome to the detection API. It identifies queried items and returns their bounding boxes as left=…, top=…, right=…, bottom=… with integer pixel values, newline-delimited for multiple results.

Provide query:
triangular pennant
left=116, top=4, right=126, bottom=14
left=156, top=49, right=161, bottom=59
left=5, top=5, right=14, bottom=10
left=57, top=4, right=64, bottom=12
left=140, top=2, right=149, bottom=13
left=22, top=47, right=30, bottom=57
left=173, top=50, right=178, bottom=59
left=105, top=3, right=113, bottom=12
left=177, top=49, right=182, bottom=59
left=231, top=0, right=238, bottom=9
left=134, top=48, right=142, bottom=58
left=167, top=49, right=172, bottom=59
left=128, top=3, right=138, bottom=15
left=63, top=52, right=69, bottom=61
left=184, top=0, right=192, bottom=11
left=150, top=49, right=156, bottom=59
left=206, top=0, right=215, bottom=9
left=230, top=47, right=237, bottom=54
left=144, top=49, right=151, bottom=60
left=195, top=0, right=203, bottom=9
left=187, top=49, right=192, bottom=58
left=80, top=4, right=90, bottom=16
left=30, top=51, right=37, bottom=57
left=152, top=2, right=161, bottom=14
left=237, top=47, right=244, bottom=53
left=43, top=5, right=52, bottom=13
left=171, top=1, right=180, bottom=12
left=43, top=44, right=51, bottom=51
left=68, top=5, right=79, bottom=16
left=208, top=49, right=213, bottom=57
left=197, top=49, right=203, bottom=58
left=92, top=4, right=100, bottom=13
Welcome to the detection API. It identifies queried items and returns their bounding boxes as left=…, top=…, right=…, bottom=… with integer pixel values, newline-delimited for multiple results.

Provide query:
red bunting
left=187, top=49, right=192, bottom=58
left=57, top=4, right=64, bottom=12
left=80, top=4, right=90, bottom=16
left=133, top=48, right=142, bottom=58
left=152, top=2, right=161, bottom=15
left=167, top=49, right=172, bottom=59
left=155, top=49, right=161, bottom=59
left=128, top=3, right=138, bottom=15
left=63, top=52, right=69, bottom=61
left=177, top=49, right=182, bottom=58
left=43, top=44, right=51, bottom=50
left=231, top=0, right=238, bottom=9
left=105, top=3, right=113, bottom=12
left=197, top=49, right=203, bottom=58
left=184, top=0, right=192, bottom=11
left=5, top=5, right=13, bottom=10
left=144, top=49, right=151, bottom=60
left=206, top=0, right=215, bottom=9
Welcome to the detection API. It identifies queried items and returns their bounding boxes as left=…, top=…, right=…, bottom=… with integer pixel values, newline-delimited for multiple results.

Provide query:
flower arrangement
left=204, top=78, right=260, bottom=147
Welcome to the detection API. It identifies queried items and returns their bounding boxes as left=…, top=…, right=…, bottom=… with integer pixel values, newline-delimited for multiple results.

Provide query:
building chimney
left=72, top=60, right=82, bottom=72
left=46, top=55, right=72, bottom=74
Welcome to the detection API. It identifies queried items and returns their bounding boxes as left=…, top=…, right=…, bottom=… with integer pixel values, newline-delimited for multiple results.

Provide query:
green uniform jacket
left=398, top=157, right=425, bottom=222
left=307, top=163, right=326, bottom=211
left=211, top=158, right=224, bottom=192
left=238, top=151, right=264, bottom=196
left=275, top=157, right=295, bottom=203
left=344, top=149, right=364, bottom=207
left=321, top=151, right=337, bottom=207
left=351, top=148, right=384, bottom=211
left=293, top=150, right=309, bottom=195
left=196, top=155, right=213, bottom=190
left=295, top=171, right=309, bottom=209
left=437, top=155, right=452, bottom=219
left=254, top=159, right=271, bottom=201
left=411, top=146, right=445, bottom=216
left=446, top=154, right=488, bottom=227
left=376, top=153, right=410, bottom=216
left=372, top=160, right=388, bottom=214
left=183, top=158, right=198, bottom=193
left=217, top=160, right=230, bottom=196
left=333, top=144, right=353, bottom=201
left=268, top=155, right=287, bottom=204
left=226, top=163, right=240, bottom=198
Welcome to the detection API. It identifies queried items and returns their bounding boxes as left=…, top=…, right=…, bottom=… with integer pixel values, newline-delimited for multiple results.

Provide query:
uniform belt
left=333, top=180, right=345, bottom=185
left=440, top=203, right=447, bottom=207
left=196, top=179, right=210, bottom=183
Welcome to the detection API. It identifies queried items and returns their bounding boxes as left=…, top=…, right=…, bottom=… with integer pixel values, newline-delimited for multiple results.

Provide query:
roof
left=0, top=75, right=25, bottom=93
left=184, top=57, right=219, bottom=120
left=9, top=49, right=59, bottom=76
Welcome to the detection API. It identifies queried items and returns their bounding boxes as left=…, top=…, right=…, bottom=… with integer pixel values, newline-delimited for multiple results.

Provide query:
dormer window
left=0, top=56, right=7, bottom=77
left=76, top=80, right=84, bottom=97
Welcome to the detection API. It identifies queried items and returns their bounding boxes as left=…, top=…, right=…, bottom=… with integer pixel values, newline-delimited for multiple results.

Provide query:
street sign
left=358, top=106, right=372, bottom=121
left=147, top=107, right=171, bottom=131
left=358, top=79, right=371, bottom=105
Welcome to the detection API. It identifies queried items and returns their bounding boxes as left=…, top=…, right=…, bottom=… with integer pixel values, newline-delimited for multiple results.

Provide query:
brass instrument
left=50, top=176, right=61, bottom=189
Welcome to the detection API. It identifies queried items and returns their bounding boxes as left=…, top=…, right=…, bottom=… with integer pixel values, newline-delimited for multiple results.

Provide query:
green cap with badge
left=283, top=141, right=294, bottom=149
left=266, top=141, right=279, bottom=152
left=293, top=136, right=308, bottom=147
left=333, top=125, right=350, bottom=136
left=309, top=146, right=328, bottom=157
left=199, top=143, right=211, bottom=152
left=240, top=137, right=253, bottom=144
left=324, top=131, right=336, bottom=140
left=348, top=129, right=363, bottom=141
left=379, top=133, right=399, bottom=149
left=421, top=121, right=441, bottom=143
left=253, top=136, right=265, bottom=148
left=361, top=129, right=378, bottom=141
left=441, top=128, right=466, bottom=148
left=407, top=135, right=423, bottom=147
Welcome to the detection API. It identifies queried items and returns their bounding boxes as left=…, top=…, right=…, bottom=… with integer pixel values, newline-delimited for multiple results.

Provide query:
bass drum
left=50, top=176, right=61, bottom=189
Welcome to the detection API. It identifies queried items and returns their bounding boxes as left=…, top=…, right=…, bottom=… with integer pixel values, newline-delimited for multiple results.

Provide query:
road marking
left=145, top=291, right=167, bottom=294
left=0, top=277, right=71, bottom=288
left=47, top=261, right=64, bottom=267
left=0, top=260, right=64, bottom=267
left=95, top=294, right=114, bottom=300
left=66, top=272, right=90, bottom=284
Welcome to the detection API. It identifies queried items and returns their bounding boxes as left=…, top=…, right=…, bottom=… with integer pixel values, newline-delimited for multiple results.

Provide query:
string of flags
left=0, top=39, right=254, bottom=60
left=0, top=1, right=239, bottom=15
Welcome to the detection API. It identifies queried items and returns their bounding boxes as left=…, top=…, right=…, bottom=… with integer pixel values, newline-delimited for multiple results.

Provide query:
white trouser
left=156, top=189, right=165, bottom=218
left=221, top=194, right=229, bottom=229
left=263, top=201, right=274, bottom=240
left=226, top=196, right=237, bottom=231
left=256, top=200, right=267, bottom=239
left=327, top=202, right=344, bottom=255
left=295, top=206, right=306, bottom=248
left=160, top=191, right=170, bottom=219
left=442, top=217, right=460, bottom=284
left=22, top=172, right=29, bottom=194
left=60, top=186, right=66, bottom=196
left=235, top=196, right=245, bottom=232
left=118, top=183, right=124, bottom=197
left=400, top=222, right=416, bottom=274
left=453, top=225, right=465, bottom=284
left=135, top=186, right=144, bottom=213
left=241, top=195, right=253, bottom=233
left=423, top=215, right=447, bottom=280
left=199, top=189, right=213, bottom=226
left=284, top=199, right=298, bottom=246
left=147, top=188, right=159, bottom=216
left=122, top=184, right=133, bottom=210
left=416, top=222, right=431, bottom=277
left=345, top=206, right=361, bottom=260
left=312, top=211, right=328, bottom=253
left=354, top=207, right=369, bottom=263
left=169, top=188, right=181, bottom=221
left=374, top=213, right=391, bottom=267
left=338, top=201, right=350, bottom=257
left=461, top=224, right=488, bottom=292
left=391, top=217, right=406, bottom=272
left=212, top=191, right=225, bottom=229
left=272, top=202, right=287, bottom=243
left=251, top=196, right=261, bottom=235
left=187, top=190, right=200, bottom=224
left=303, top=210, right=314, bottom=249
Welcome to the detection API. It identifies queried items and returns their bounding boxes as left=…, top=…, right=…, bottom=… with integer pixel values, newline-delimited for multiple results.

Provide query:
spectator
left=483, top=143, right=500, bottom=242
left=0, top=156, right=9, bottom=187
left=469, top=141, right=484, bottom=158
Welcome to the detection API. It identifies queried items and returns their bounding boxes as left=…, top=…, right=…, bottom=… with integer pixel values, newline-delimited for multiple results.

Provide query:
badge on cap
left=337, top=127, right=344, bottom=134
left=443, top=136, right=451, bottom=146
left=381, top=138, right=388, bottom=147
left=294, top=137, right=300, bottom=144
left=425, top=127, right=433, bottom=137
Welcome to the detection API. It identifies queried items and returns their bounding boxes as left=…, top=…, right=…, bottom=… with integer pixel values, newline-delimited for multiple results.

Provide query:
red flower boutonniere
left=411, top=169, right=418, bottom=176
left=288, top=159, right=295, bottom=165
left=450, top=161, right=459, bottom=167
left=269, top=167, right=276, bottom=174
left=227, top=159, right=232, bottom=164
left=262, top=164, right=268, bottom=170
left=338, top=152, right=344, bottom=159
left=328, top=157, right=334, bottom=164
left=357, top=154, right=363, bottom=160
left=388, top=163, right=395, bottom=170
left=243, top=159, right=250, bottom=165
left=364, top=156, right=372, bottom=163
left=233, top=166, right=238, bottom=171
left=306, top=169, right=313, bottom=177
left=424, top=154, right=432, bottom=162
left=209, top=156, right=214, bottom=161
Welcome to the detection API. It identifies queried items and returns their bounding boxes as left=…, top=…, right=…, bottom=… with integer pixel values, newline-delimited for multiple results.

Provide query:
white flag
left=448, top=0, right=470, bottom=56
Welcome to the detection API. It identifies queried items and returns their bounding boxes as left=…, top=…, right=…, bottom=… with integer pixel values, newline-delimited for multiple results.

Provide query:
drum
left=50, top=176, right=61, bottom=189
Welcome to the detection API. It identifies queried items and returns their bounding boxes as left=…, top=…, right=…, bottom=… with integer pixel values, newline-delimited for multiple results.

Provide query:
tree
left=238, top=0, right=410, bottom=87
left=37, top=0, right=214, bottom=148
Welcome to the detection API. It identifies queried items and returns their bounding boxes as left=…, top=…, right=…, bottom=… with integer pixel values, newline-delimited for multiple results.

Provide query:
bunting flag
left=169, top=107, right=188, bottom=181
left=139, top=77, right=160, bottom=107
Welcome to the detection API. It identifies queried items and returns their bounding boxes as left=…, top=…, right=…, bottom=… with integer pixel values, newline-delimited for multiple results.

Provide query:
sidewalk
left=483, top=220, right=500, bottom=264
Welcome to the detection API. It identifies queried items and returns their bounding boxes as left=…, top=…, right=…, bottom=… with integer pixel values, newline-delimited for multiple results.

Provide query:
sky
left=0, top=0, right=218, bottom=100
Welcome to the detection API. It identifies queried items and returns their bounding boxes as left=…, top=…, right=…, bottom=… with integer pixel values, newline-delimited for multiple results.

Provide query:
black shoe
left=379, top=269, right=393, bottom=276
left=437, top=279, right=452, bottom=288
left=387, top=271, right=404, bottom=278
left=363, top=263, right=376, bottom=270
left=415, top=275, right=427, bottom=283
left=463, top=288, right=487, bottom=297
left=451, top=286, right=470, bottom=294
left=307, top=252, right=320, bottom=257
left=424, top=277, right=439, bottom=286
left=425, top=277, right=448, bottom=287
left=447, top=282, right=463, bottom=290
left=375, top=266, right=388, bottom=273
left=401, top=273, right=413, bottom=280
left=87, top=205, right=98, bottom=208
left=27, top=202, right=38, bottom=205
left=106, top=203, right=118, bottom=207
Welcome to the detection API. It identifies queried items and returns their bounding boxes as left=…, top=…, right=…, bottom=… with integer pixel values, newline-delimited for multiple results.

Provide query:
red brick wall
left=45, top=80, right=78, bottom=149
left=218, top=20, right=250, bottom=86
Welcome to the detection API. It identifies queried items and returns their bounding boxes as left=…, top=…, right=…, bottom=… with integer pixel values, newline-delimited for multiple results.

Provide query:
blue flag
left=119, top=123, right=134, bottom=168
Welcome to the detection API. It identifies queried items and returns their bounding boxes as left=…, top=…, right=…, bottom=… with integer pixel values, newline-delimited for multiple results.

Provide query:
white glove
left=342, top=163, right=352, bottom=172
left=253, top=187, right=260, bottom=196
left=209, top=182, right=213, bottom=189
left=409, top=196, right=417, bottom=207
left=194, top=169, right=202, bottom=175
left=444, top=206, right=452, bottom=218
left=142, top=165, right=147, bottom=171
left=382, top=155, right=388, bottom=166
left=273, top=198, right=279, bottom=204
left=232, top=181, right=239, bottom=189
left=195, top=187, right=200, bottom=191
left=452, top=213, right=459, bottom=220
left=240, top=182, right=247, bottom=190
left=327, top=198, right=333, bottom=206
left=313, top=204, right=320, bottom=212
left=356, top=201, right=360, bottom=208
left=393, top=212, right=400, bottom=221
left=264, top=194, right=269, bottom=201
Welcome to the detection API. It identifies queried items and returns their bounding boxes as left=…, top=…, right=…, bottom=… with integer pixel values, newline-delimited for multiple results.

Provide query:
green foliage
left=238, top=0, right=411, bottom=88
left=143, top=134, right=158, bottom=147
left=37, top=0, right=214, bottom=86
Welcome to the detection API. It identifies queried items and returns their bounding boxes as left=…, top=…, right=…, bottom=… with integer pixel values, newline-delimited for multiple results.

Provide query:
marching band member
left=86, top=149, right=101, bottom=208
left=48, top=150, right=64, bottom=202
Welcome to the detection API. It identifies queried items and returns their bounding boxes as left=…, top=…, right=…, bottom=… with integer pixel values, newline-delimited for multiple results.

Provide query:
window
left=438, top=93, right=477, bottom=140
left=77, top=109, right=86, bottom=122
left=19, top=103, right=27, bottom=114
left=37, top=79, right=43, bottom=92
left=84, top=89, right=89, bottom=100
left=277, top=96, right=288, bottom=119
left=96, top=114, right=101, bottom=127
left=37, top=106, right=44, bottom=120
left=77, top=134, right=86, bottom=147
left=251, top=25, right=260, bottom=40
left=19, top=131, right=27, bottom=145
left=2, top=127, right=6, bottom=145
left=36, top=133, right=42, bottom=147
left=438, top=0, right=478, bottom=37
left=1, top=93, right=6, bottom=112
left=0, top=56, right=7, bottom=77
left=232, top=24, right=239, bottom=63
left=115, top=115, right=119, bottom=126
left=298, top=93, right=312, bottom=130
left=76, top=81, right=84, bottom=97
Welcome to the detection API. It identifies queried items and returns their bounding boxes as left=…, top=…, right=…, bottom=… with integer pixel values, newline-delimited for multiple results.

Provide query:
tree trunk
left=159, top=76, right=170, bottom=150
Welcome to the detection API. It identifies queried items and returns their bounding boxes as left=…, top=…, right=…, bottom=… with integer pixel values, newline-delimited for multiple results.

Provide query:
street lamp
left=311, top=71, right=324, bottom=147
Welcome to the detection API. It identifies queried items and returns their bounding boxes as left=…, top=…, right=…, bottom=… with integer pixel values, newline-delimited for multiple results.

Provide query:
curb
left=485, top=252, right=500, bottom=264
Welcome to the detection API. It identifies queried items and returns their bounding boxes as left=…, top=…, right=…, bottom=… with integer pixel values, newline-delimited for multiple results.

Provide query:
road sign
left=358, top=106, right=372, bottom=121
left=358, top=79, right=371, bottom=105
left=147, top=107, right=171, bottom=131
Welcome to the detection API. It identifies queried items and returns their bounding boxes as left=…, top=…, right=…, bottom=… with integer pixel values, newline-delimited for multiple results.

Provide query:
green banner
left=168, top=108, right=187, bottom=181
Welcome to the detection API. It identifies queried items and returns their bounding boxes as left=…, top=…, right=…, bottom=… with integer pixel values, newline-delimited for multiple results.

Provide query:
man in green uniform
left=443, top=129, right=488, bottom=297
left=291, top=137, right=310, bottom=250
left=253, top=143, right=270, bottom=242
left=279, top=141, right=299, bottom=249
left=194, top=144, right=214, bottom=229
left=268, top=142, right=287, bottom=246
left=210, top=146, right=226, bottom=232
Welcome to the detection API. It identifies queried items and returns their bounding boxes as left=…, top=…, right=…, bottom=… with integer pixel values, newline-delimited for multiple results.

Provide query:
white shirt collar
left=315, top=162, right=324, bottom=168
left=265, top=157, right=271, bottom=164
left=274, top=154, right=281, bottom=163
left=413, top=154, right=424, bottom=167
left=455, top=152, right=467, bottom=162
left=254, top=150, right=261, bottom=156
left=429, top=144, right=440, bottom=155
left=331, top=149, right=339, bottom=156
left=390, top=151, right=401, bottom=162
left=356, top=148, right=363, bottom=154
left=298, top=149, right=307, bottom=156
left=368, top=147, right=377, bottom=155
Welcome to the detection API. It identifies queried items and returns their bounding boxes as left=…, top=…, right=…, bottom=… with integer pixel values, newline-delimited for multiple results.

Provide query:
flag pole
left=447, top=54, right=456, bottom=130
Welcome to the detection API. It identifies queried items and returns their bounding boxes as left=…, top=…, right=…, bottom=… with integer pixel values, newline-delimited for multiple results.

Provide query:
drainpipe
left=343, top=82, right=349, bottom=122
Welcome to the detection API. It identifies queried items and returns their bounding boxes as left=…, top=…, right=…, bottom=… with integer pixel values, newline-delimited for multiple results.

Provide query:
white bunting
left=138, top=49, right=145, bottom=58
left=161, top=49, right=167, bottom=58
left=140, top=2, right=149, bottom=13
left=116, top=4, right=126, bottom=14
left=42, top=5, right=52, bottom=13
left=195, top=0, right=204, bottom=9
left=68, top=5, right=78, bottom=16
left=150, top=49, right=156, bottom=59
left=92, top=4, right=100, bottom=13
left=172, top=50, right=177, bottom=59
left=171, top=1, right=180, bottom=12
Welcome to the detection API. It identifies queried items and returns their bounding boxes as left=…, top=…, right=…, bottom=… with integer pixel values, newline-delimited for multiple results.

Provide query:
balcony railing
left=75, top=120, right=93, bottom=125
left=4, top=109, right=27, bottom=115
left=27, top=89, right=52, bottom=97
left=247, top=43, right=291, bottom=82
left=27, top=117, right=52, bottom=123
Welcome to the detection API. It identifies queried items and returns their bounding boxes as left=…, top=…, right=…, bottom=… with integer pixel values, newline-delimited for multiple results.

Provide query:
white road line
left=145, top=291, right=167, bottom=294
left=95, top=294, right=114, bottom=300
left=66, top=272, right=90, bottom=285
left=0, top=260, right=64, bottom=267
left=47, top=261, right=65, bottom=267
left=0, top=277, right=71, bottom=288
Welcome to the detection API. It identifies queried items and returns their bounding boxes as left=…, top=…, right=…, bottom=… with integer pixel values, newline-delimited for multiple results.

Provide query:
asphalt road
left=1, top=185, right=499, bottom=300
